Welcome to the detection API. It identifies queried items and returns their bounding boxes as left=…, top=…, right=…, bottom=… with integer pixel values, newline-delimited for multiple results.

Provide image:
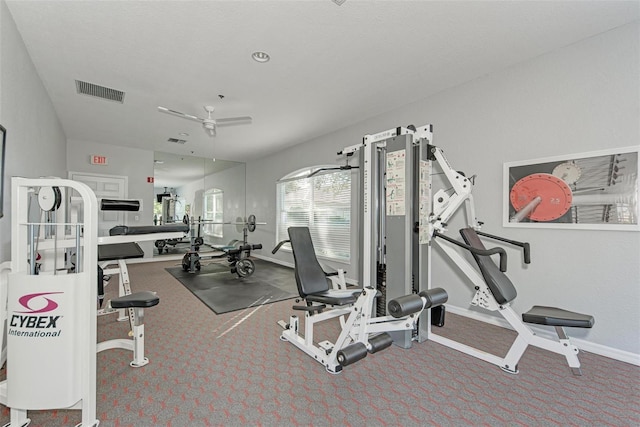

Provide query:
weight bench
left=433, top=227, right=594, bottom=375
left=277, top=227, right=447, bottom=373
left=183, top=240, right=263, bottom=277
left=96, top=241, right=159, bottom=367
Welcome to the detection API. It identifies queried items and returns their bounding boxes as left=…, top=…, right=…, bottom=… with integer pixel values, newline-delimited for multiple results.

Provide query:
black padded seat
left=306, top=289, right=361, bottom=306
left=287, top=227, right=360, bottom=306
left=460, top=228, right=518, bottom=305
left=109, top=224, right=189, bottom=236
left=111, top=291, right=160, bottom=309
left=523, top=306, right=594, bottom=328
left=98, top=242, right=145, bottom=261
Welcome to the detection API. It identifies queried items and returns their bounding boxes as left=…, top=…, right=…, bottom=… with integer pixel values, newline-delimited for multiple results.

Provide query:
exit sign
left=90, top=155, right=108, bottom=165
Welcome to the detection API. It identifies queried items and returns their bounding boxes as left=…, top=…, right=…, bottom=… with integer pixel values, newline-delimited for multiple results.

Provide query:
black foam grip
left=252, top=244, right=263, bottom=250
left=101, top=199, right=140, bottom=211
left=388, top=294, right=424, bottom=318
left=97, top=266, right=104, bottom=308
left=418, top=288, right=448, bottom=308
left=523, top=243, right=531, bottom=264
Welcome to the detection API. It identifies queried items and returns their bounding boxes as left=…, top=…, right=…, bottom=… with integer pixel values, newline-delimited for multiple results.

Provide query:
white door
left=69, top=172, right=128, bottom=237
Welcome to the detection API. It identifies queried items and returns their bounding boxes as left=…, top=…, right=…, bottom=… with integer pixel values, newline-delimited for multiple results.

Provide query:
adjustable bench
left=96, top=241, right=159, bottom=367
left=433, top=227, right=594, bottom=375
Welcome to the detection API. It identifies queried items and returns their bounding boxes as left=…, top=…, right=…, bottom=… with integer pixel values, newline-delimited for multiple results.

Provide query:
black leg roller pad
left=367, top=333, right=393, bottom=353
left=337, top=342, right=369, bottom=367
left=387, top=288, right=448, bottom=318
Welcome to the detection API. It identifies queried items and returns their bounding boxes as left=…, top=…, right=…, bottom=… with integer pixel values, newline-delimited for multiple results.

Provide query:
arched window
left=203, top=188, right=223, bottom=238
left=276, top=166, right=351, bottom=262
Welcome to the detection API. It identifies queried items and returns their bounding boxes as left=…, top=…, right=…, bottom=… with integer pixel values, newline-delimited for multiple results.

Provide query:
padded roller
left=418, top=287, right=448, bottom=308
left=101, top=199, right=141, bottom=211
left=388, top=294, right=424, bottom=318
left=109, top=224, right=189, bottom=236
left=336, top=342, right=368, bottom=366
left=368, top=333, right=393, bottom=354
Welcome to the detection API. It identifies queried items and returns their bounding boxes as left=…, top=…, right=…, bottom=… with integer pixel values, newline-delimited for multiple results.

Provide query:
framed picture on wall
left=0, top=125, right=5, bottom=219
left=503, top=146, right=639, bottom=231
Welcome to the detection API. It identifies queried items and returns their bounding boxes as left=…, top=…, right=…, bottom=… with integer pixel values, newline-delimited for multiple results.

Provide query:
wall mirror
left=152, top=151, right=246, bottom=258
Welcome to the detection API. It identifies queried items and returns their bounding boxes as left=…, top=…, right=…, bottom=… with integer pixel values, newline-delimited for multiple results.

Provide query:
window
left=203, top=188, right=223, bottom=238
left=277, top=167, right=351, bottom=262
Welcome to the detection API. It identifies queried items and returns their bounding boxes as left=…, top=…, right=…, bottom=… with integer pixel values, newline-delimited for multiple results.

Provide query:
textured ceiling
left=6, top=0, right=639, bottom=169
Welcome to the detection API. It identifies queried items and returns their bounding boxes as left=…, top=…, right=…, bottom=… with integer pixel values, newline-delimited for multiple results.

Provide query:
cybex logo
left=16, top=292, right=62, bottom=314
left=9, top=292, right=63, bottom=336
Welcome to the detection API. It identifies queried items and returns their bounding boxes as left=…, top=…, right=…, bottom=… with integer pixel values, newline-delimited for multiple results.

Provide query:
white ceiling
left=6, top=0, right=639, bottom=169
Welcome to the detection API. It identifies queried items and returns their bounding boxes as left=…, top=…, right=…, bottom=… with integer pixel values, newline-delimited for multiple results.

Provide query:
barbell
left=184, top=214, right=266, bottom=232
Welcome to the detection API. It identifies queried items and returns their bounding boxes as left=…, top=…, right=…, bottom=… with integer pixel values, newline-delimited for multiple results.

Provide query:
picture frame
left=503, top=146, right=639, bottom=231
left=0, top=125, right=5, bottom=219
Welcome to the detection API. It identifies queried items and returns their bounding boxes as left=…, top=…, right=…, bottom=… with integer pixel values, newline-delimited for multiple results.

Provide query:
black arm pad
left=101, top=199, right=140, bottom=211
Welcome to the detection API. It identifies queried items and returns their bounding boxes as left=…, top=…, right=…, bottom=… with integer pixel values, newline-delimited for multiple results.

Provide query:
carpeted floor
left=166, top=258, right=298, bottom=314
left=1, top=259, right=638, bottom=426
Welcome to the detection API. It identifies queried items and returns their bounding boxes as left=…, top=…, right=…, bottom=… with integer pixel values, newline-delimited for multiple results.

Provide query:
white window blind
left=277, top=168, right=351, bottom=262
left=203, top=188, right=223, bottom=238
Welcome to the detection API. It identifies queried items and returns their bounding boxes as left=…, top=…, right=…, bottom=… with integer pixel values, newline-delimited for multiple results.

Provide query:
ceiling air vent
left=75, top=80, right=125, bottom=103
left=167, top=138, right=187, bottom=144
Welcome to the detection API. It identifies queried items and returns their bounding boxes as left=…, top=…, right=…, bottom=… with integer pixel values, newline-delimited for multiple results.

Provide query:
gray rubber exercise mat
left=166, top=258, right=298, bottom=314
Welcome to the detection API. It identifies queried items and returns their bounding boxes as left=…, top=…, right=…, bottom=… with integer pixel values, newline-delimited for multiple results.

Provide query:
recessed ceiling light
left=252, top=51, right=270, bottom=63
left=154, top=160, right=164, bottom=164
left=178, top=132, right=189, bottom=137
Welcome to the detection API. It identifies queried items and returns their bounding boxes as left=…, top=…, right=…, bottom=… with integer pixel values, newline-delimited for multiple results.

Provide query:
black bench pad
left=111, top=291, right=160, bottom=309
left=306, top=289, right=361, bottom=306
left=522, top=306, right=594, bottom=328
left=110, top=224, right=189, bottom=236
left=98, top=242, right=145, bottom=261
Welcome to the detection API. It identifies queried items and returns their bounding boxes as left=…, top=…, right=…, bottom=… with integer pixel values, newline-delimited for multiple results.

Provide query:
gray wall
left=66, top=138, right=155, bottom=255
left=0, top=1, right=68, bottom=262
left=247, top=23, right=639, bottom=357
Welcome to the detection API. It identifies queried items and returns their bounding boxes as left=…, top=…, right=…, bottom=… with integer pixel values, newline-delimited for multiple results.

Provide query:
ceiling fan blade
left=215, top=116, right=253, bottom=127
left=157, top=106, right=204, bottom=123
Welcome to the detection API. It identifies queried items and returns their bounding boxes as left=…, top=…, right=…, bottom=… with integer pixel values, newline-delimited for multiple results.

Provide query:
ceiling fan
left=158, top=105, right=252, bottom=137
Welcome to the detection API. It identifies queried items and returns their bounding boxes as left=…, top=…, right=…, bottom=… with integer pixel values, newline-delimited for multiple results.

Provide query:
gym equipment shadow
left=166, top=258, right=297, bottom=314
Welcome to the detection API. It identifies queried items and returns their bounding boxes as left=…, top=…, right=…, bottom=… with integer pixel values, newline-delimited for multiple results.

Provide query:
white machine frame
left=95, top=232, right=183, bottom=368
left=1, top=177, right=100, bottom=427
left=279, top=284, right=437, bottom=374
left=410, top=127, right=589, bottom=375
left=283, top=123, right=591, bottom=375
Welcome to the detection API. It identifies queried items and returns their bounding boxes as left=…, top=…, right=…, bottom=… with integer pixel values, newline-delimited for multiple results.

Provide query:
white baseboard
left=444, top=305, right=640, bottom=366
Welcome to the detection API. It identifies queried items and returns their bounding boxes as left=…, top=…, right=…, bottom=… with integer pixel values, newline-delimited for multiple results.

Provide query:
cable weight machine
left=341, top=124, right=466, bottom=347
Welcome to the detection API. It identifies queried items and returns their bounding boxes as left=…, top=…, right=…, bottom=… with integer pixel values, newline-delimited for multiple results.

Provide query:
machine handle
left=434, top=232, right=508, bottom=272
left=523, top=242, right=531, bottom=264
left=272, top=239, right=290, bottom=254
left=476, top=230, right=531, bottom=265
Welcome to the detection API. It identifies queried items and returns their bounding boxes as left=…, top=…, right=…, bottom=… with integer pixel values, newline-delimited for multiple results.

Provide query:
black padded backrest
left=288, top=227, right=330, bottom=297
left=460, top=228, right=517, bottom=305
